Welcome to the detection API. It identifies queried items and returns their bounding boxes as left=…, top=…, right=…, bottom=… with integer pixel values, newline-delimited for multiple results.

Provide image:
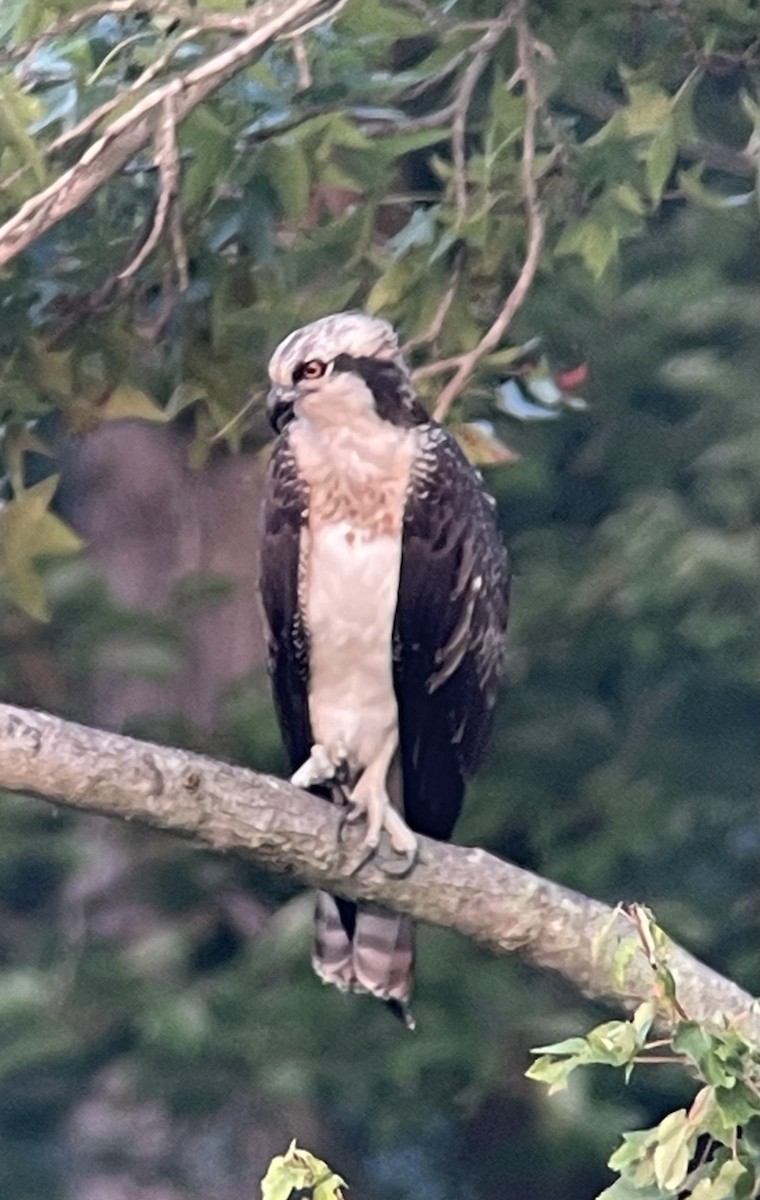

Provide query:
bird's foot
left=341, top=779, right=418, bottom=879
left=291, top=744, right=336, bottom=789
left=358, top=835, right=419, bottom=879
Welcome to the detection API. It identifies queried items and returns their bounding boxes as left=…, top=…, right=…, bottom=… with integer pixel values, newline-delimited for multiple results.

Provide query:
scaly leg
left=342, top=730, right=418, bottom=877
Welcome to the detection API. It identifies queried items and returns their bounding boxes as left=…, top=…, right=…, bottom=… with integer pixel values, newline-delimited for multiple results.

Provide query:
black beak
left=267, top=385, right=296, bottom=434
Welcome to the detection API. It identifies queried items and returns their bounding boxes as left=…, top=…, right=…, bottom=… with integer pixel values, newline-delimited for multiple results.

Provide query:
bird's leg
left=290, top=743, right=336, bottom=789
left=343, top=731, right=418, bottom=877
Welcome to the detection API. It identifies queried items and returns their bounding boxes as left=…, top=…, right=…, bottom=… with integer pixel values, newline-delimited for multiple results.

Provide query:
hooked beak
left=266, top=385, right=297, bottom=434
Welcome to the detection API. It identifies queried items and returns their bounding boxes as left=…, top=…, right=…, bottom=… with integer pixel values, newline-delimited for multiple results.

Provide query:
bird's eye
left=294, top=359, right=327, bottom=383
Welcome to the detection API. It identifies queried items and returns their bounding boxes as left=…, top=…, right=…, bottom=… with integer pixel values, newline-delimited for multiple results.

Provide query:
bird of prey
left=260, top=311, right=509, bottom=1025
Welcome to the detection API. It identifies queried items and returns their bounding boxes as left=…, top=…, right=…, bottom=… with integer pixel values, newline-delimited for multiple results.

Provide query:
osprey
left=260, top=312, right=509, bottom=1024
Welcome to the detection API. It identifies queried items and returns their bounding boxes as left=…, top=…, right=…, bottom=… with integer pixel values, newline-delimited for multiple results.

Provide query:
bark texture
left=0, top=700, right=757, bottom=1042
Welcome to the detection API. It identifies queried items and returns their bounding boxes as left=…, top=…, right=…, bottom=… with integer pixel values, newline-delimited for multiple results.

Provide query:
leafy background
left=0, top=0, right=758, bottom=1196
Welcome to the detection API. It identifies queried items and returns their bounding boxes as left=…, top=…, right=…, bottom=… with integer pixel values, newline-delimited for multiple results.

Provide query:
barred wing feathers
left=394, top=425, right=510, bottom=842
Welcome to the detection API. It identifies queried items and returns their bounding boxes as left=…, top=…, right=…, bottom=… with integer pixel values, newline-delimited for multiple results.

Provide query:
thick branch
left=0, top=702, right=756, bottom=1041
left=0, top=0, right=344, bottom=269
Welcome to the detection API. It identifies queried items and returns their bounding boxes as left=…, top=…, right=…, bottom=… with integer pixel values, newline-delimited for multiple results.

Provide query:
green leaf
left=587, top=1020, right=637, bottom=1066
left=646, top=118, right=678, bottom=206
left=525, top=1053, right=583, bottom=1094
left=336, top=0, right=423, bottom=38
left=714, top=1082, right=760, bottom=1125
left=366, top=256, right=416, bottom=313
left=597, top=1180, right=668, bottom=1200
left=530, top=1036, right=589, bottom=1056
left=181, top=105, right=233, bottom=211
left=671, top=68, right=702, bottom=142
left=651, top=1110, right=694, bottom=1192
left=388, top=207, right=437, bottom=259
left=555, top=215, right=620, bottom=279
left=672, top=1021, right=713, bottom=1063
left=0, top=475, right=83, bottom=620
left=678, top=164, right=732, bottom=211
left=622, top=80, right=672, bottom=137
left=258, top=139, right=310, bottom=219
left=261, top=1141, right=345, bottom=1200
left=632, top=1001, right=657, bottom=1046
left=688, top=1085, right=718, bottom=1133
left=33, top=342, right=74, bottom=399
left=165, top=383, right=208, bottom=420
left=367, top=126, right=449, bottom=165
left=690, top=1159, right=748, bottom=1200
left=99, top=386, right=166, bottom=423
left=608, top=1129, right=655, bottom=1175
left=0, top=77, right=46, bottom=189
left=609, top=933, right=640, bottom=989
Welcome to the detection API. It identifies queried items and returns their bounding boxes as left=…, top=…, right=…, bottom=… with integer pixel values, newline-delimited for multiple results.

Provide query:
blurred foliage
left=0, top=0, right=758, bottom=1197
left=529, top=910, right=760, bottom=1200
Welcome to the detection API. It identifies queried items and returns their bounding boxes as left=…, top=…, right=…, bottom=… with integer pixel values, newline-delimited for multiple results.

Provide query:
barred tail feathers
left=312, top=892, right=415, bottom=1025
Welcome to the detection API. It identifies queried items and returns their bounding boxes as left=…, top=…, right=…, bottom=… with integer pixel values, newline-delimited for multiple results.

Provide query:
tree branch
left=0, top=0, right=345, bottom=269
left=415, top=1, right=548, bottom=421
left=0, top=701, right=756, bottom=1041
left=451, top=7, right=515, bottom=224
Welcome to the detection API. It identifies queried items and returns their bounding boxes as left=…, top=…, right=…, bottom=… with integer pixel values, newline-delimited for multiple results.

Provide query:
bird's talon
left=375, top=843, right=418, bottom=879
left=345, top=832, right=418, bottom=879
left=336, top=802, right=362, bottom=845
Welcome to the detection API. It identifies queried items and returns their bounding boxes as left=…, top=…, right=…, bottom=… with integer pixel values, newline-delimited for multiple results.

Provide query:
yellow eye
left=295, top=359, right=326, bottom=383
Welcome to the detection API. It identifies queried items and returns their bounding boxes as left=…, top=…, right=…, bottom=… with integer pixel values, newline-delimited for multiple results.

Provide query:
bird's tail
left=312, top=892, right=415, bottom=1028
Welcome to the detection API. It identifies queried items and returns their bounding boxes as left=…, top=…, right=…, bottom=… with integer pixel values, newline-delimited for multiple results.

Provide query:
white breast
left=289, top=384, right=417, bottom=774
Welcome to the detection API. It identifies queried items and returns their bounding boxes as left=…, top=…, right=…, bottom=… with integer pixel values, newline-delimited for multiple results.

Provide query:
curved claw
left=336, top=802, right=361, bottom=846
left=347, top=835, right=419, bottom=879
left=374, top=842, right=418, bottom=879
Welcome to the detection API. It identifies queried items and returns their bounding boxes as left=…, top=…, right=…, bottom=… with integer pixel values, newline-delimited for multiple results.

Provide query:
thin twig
left=363, top=104, right=456, bottom=135
left=86, top=31, right=153, bottom=86
left=632, top=1055, right=684, bottom=1065
left=400, top=47, right=471, bottom=102
left=210, top=390, right=264, bottom=443
left=169, top=196, right=189, bottom=293
left=426, top=1, right=546, bottom=421
left=452, top=8, right=515, bottom=224
left=118, top=92, right=180, bottom=282
left=49, top=24, right=203, bottom=161
left=292, top=34, right=312, bottom=90
left=402, top=249, right=463, bottom=352
left=0, top=0, right=169, bottom=68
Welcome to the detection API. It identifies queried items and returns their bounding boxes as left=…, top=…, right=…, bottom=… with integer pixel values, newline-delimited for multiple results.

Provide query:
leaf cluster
left=0, top=0, right=758, bottom=616
left=528, top=916, right=760, bottom=1200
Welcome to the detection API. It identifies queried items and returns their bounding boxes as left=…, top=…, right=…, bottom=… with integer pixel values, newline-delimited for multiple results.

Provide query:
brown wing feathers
left=394, top=427, right=509, bottom=842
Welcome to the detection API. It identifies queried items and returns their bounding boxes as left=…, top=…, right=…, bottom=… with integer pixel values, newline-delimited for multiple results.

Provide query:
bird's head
left=266, top=311, right=425, bottom=434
